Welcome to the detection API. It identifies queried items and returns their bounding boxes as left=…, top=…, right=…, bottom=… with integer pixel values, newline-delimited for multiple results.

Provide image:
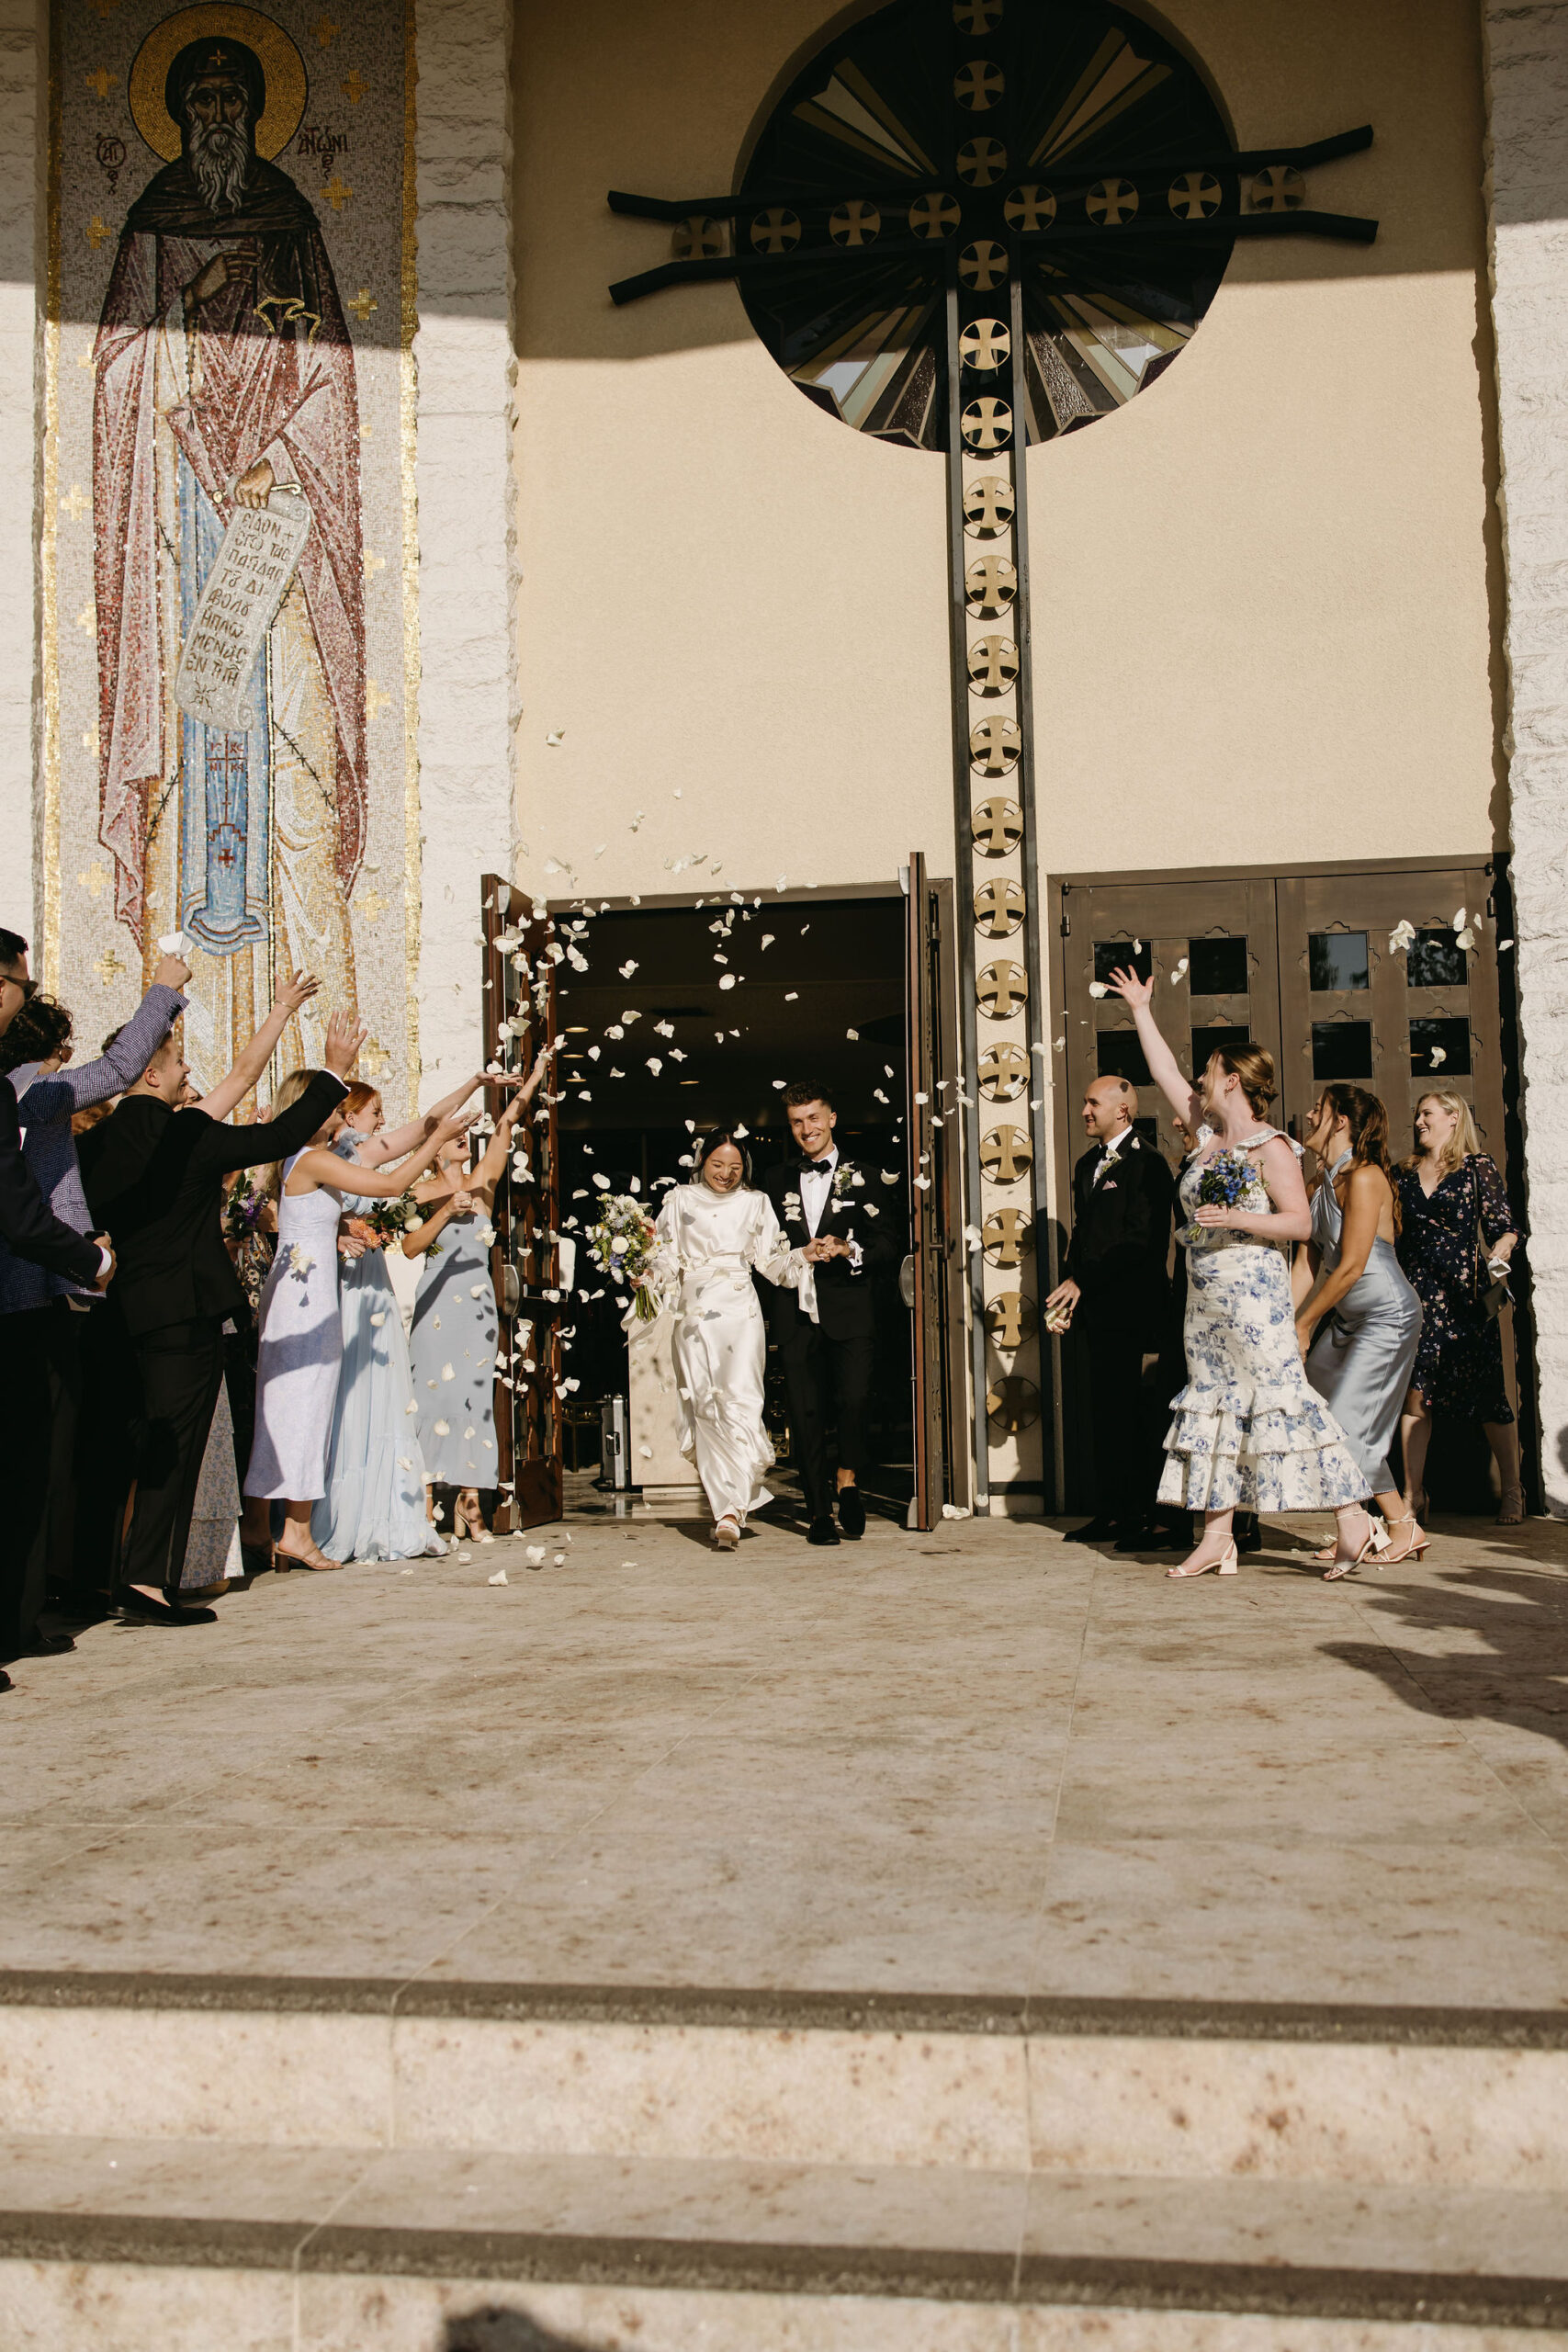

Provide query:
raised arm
left=54, top=958, right=189, bottom=1109
left=192, top=970, right=321, bottom=1124
left=1105, top=967, right=1202, bottom=1130
left=401, top=1183, right=475, bottom=1260
left=289, top=1110, right=473, bottom=1199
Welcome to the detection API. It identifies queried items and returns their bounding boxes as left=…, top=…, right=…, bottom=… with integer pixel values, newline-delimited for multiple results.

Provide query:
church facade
left=5, top=0, right=1568, bottom=1516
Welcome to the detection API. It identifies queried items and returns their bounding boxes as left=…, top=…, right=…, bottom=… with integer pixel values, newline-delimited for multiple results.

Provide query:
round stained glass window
left=738, top=0, right=1236, bottom=450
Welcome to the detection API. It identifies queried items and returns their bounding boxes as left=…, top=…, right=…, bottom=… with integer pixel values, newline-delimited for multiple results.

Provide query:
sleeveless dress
left=633, top=1183, right=797, bottom=1526
left=312, top=1136, right=443, bottom=1561
left=243, top=1158, right=345, bottom=1500
left=1304, top=1149, right=1423, bottom=1495
left=1159, top=1127, right=1367, bottom=1513
left=408, top=1209, right=500, bottom=1486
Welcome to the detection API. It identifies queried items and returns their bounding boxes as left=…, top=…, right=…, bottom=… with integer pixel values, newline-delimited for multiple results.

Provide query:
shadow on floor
left=445, top=2309, right=599, bottom=2352
left=1321, top=1555, right=1568, bottom=1757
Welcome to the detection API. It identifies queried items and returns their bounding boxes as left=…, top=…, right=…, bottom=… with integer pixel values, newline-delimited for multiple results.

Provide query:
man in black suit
left=761, top=1082, right=897, bottom=1545
left=0, top=930, right=116, bottom=1690
left=78, top=1009, right=360, bottom=1624
left=1046, top=1075, right=1179, bottom=1551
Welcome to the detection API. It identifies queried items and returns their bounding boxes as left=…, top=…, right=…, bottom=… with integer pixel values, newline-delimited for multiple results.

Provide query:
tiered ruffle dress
left=1159, top=1128, right=1367, bottom=1513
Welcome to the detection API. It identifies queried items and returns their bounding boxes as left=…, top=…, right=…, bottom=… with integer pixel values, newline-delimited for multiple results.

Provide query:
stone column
left=1483, top=0, right=1568, bottom=1510
left=0, top=0, right=39, bottom=928
left=413, top=0, right=516, bottom=1096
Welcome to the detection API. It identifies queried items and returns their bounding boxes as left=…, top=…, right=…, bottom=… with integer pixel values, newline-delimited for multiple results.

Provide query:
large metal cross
left=607, top=0, right=1377, bottom=1510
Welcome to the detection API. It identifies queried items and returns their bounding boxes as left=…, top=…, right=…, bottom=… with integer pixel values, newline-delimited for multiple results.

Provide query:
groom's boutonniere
left=830, top=1163, right=857, bottom=1202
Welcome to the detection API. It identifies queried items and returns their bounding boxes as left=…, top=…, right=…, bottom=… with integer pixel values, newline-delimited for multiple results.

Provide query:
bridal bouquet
left=222, top=1181, right=270, bottom=1245
left=588, top=1193, right=660, bottom=1319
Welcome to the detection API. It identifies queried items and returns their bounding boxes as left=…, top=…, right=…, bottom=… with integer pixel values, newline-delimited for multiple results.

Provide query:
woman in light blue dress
left=314, top=1069, right=536, bottom=1560
left=1294, top=1085, right=1425, bottom=1573
left=405, top=1081, right=536, bottom=1542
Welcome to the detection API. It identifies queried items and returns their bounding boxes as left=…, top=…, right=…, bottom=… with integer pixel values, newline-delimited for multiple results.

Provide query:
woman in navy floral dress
left=1395, top=1091, right=1523, bottom=1523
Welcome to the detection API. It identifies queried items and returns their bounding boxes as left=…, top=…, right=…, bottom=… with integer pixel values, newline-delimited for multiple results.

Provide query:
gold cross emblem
left=1250, top=164, right=1305, bottom=212
left=963, top=476, right=1014, bottom=538
left=62, top=481, right=90, bottom=521
left=672, top=215, right=726, bottom=259
left=347, top=286, right=378, bottom=321
left=829, top=200, right=880, bottom=246
left=985, top=1290, right=1033, bottom=1349
left=969, top=714, right=1021, bottom=775
left=750, top=207, right=800, bottom=253
left=321, top=174, right=354, bottom=212
left=1004, top=183, right=1055, bottom=233
left=954, top=59, right=1004, bottom=110
left=964, top=551, right=1017, bottom=612
left=974, top=878, right=1025, bottom=938
left=959, top=239, right=1008, bottom=289
left=341, top=69, right=365, bottom=104
left=908, top=193, right=961, bottom=241
left=986, top=1374, right=1041, bottom=1431
left=971, top=796, right=1022, bottom=856
left=85, top=68, right=114, bottom=98
left=957, top=137, right=1007, bottom=187
left=966, top=635, right=1018, bottom=696
left=85, top=217, right=109, bottom=251
left=959, top=318, right=1010, bottom=371
left=1088, top=177, right=1139, bottom=225
left=961, top=397, right=1012, bottom=452
left=1169, top=170, right=1221, bottom=220
left=978, top=1040, right=1030, bottom=1097
left=982, top=1207, right=1032, bottom=1267
left=312, top=16, right=340, bottom=47
left=981, top=1125, right=1032, bottom=1183
left=977, top=959, right=1028, bottom=1019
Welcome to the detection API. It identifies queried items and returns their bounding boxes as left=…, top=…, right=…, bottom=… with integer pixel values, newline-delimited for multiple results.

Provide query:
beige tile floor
left=3, top=1510, right=1566, bottom=2007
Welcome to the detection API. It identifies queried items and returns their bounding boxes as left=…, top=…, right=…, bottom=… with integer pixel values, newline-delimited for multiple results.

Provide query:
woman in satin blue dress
left=1293, top=1086, right=1425, bottom=1574
left=313, top=1070, right=528, bottom=1562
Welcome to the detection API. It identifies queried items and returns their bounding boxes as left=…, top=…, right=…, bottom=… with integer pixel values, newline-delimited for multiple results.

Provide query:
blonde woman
left=1394, top=1091, right=1524, bottom=1523
left=244, top=1071, right=468, bottom=1571
left=1106, top=969, right=1373, bottom=1577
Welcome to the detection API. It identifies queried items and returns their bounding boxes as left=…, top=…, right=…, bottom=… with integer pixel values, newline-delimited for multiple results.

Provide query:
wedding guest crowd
left=0, top=922, right=547, bottom=1691
left=1052, top=965, right=1529, bottom=1575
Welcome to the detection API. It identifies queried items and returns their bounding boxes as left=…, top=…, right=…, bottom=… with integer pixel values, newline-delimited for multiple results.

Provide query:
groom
left=761, top=1082, right=895, bottom=1545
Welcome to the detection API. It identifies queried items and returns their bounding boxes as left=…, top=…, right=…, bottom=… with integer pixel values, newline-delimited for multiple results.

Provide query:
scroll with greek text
left=174, top=487, right=311, bottom=734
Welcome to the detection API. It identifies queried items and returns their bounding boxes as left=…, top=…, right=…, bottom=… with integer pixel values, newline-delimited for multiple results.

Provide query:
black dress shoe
left=1113, top=1522, right=1155, bottom=1555
left=10, top=1633, right=76, bottom=1658
left=113, top=1589, right=218, bottom=1626
left=807, top=1517, right=841, bottom=1546
left=1234, top=1513, right=1264, bottom=1556
left=1065, top=1517, right=1120, bottom=1544
left=0, top=1669, right=11, bottom=1693
left=1144, top=1521, right=1193, bottom=1552
left=837, top=1487, right=865, bottom=1540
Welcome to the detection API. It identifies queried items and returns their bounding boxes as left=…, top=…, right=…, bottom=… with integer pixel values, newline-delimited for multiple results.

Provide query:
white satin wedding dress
left=630, top=1182, right=799, bottom=1527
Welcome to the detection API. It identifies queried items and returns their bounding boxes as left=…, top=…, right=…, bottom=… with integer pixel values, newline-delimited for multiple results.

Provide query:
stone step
left=2, top=2134, right=1567, bottom=2349
left=3, top=1972, right=1566, bottom=2188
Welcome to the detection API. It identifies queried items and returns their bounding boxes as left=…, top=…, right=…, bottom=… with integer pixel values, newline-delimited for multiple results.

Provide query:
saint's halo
left=128, top=4, right=308, bottom=163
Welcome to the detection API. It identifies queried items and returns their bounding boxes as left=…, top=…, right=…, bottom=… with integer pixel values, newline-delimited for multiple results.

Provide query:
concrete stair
left=3, top=1973, right=1567, bottom=2347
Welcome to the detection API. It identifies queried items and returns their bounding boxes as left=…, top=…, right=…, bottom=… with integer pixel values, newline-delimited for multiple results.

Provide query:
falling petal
left=488, top=1566, right=509, bottom=1585
left=1088, top=981, right=1108, bottom=998
left=1430, top=1046, right=1447, bottom=1067
left=434, top=1419, right=450, bottom=1437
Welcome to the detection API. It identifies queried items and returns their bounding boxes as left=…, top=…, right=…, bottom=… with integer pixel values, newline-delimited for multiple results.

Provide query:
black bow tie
left=804, top=1159, right=835, bottom=1173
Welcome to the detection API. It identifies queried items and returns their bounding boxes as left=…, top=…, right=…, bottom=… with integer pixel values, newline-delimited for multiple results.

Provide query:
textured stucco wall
left=0, top=0, right=38, bottom=941
left=1483, top=0, right=1568, bottom=1510
left=414, top=0, right=517, bottom=1095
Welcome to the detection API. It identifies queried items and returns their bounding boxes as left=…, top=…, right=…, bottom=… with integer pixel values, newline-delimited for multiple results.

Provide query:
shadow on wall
left=444, top=2310, right=600, bottom=2352
left=1322, top=1553, right=1568, bottom=1758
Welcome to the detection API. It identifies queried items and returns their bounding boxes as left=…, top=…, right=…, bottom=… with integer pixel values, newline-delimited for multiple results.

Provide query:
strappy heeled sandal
left=1378, top=1511, right=1429, bottom=1564
left=1168, top=1541, right=1237, bottom=1578
left=1323, top=1516, right=1390, bottom=1580
left=1496, top=1484, right=1526, bottom=1526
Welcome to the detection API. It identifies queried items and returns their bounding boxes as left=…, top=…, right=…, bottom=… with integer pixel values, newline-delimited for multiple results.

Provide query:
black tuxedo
left=1064, top=1131, right=1178, bottom=1523
left=761, top=1151, right=897, bottom=1521
left=76, top=1070, right=348, bottom=1592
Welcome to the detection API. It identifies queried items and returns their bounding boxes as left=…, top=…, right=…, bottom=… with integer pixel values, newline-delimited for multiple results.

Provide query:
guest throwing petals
left=1105, top=967, right=1376, bottom=1577
left=1395, top=1092, right=1525, bottom=1524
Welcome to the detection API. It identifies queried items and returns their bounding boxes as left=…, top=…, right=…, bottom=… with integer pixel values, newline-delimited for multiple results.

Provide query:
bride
left=630, top=1129, right=799, bottom=1551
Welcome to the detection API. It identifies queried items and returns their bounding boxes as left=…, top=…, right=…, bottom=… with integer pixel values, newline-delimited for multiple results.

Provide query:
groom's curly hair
left=783, top=1080, right=834, bottom=1109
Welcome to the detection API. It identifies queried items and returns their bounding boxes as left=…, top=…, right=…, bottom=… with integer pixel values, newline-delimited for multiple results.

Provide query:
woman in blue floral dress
left=1394, top=1091, right=1524, bottom=1523
left=1106, top=968, right=1373, bottom=1577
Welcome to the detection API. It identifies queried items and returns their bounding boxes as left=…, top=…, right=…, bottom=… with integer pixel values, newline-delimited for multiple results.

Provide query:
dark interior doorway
left=549, top=889, right=914, bottom=1521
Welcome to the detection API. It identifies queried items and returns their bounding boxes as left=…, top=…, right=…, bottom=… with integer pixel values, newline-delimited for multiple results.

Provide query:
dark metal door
left=482, top=874, right=563, bottom=1532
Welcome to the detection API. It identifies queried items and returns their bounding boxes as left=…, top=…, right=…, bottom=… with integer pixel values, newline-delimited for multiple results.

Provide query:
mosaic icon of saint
left=93, top=17, right=365, bottom=1085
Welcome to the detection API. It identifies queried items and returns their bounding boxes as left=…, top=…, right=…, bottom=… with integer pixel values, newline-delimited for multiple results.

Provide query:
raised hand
left=1105, top=964, right=1153, bottom=1009
left=448, top=1189, right=476, bottom=1217
left=276, top=969, right=321, bottom=1016
left=323, top=1012, right=367, bottom=1078
left=152, top=952, right=192, bottom=990
left=435, top=1110, right=474, bottom=1144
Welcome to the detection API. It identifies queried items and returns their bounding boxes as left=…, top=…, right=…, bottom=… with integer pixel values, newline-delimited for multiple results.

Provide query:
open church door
left=482, top=874, right=563, bottom=1532
left=904, top=853, right=963, bottom=1529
